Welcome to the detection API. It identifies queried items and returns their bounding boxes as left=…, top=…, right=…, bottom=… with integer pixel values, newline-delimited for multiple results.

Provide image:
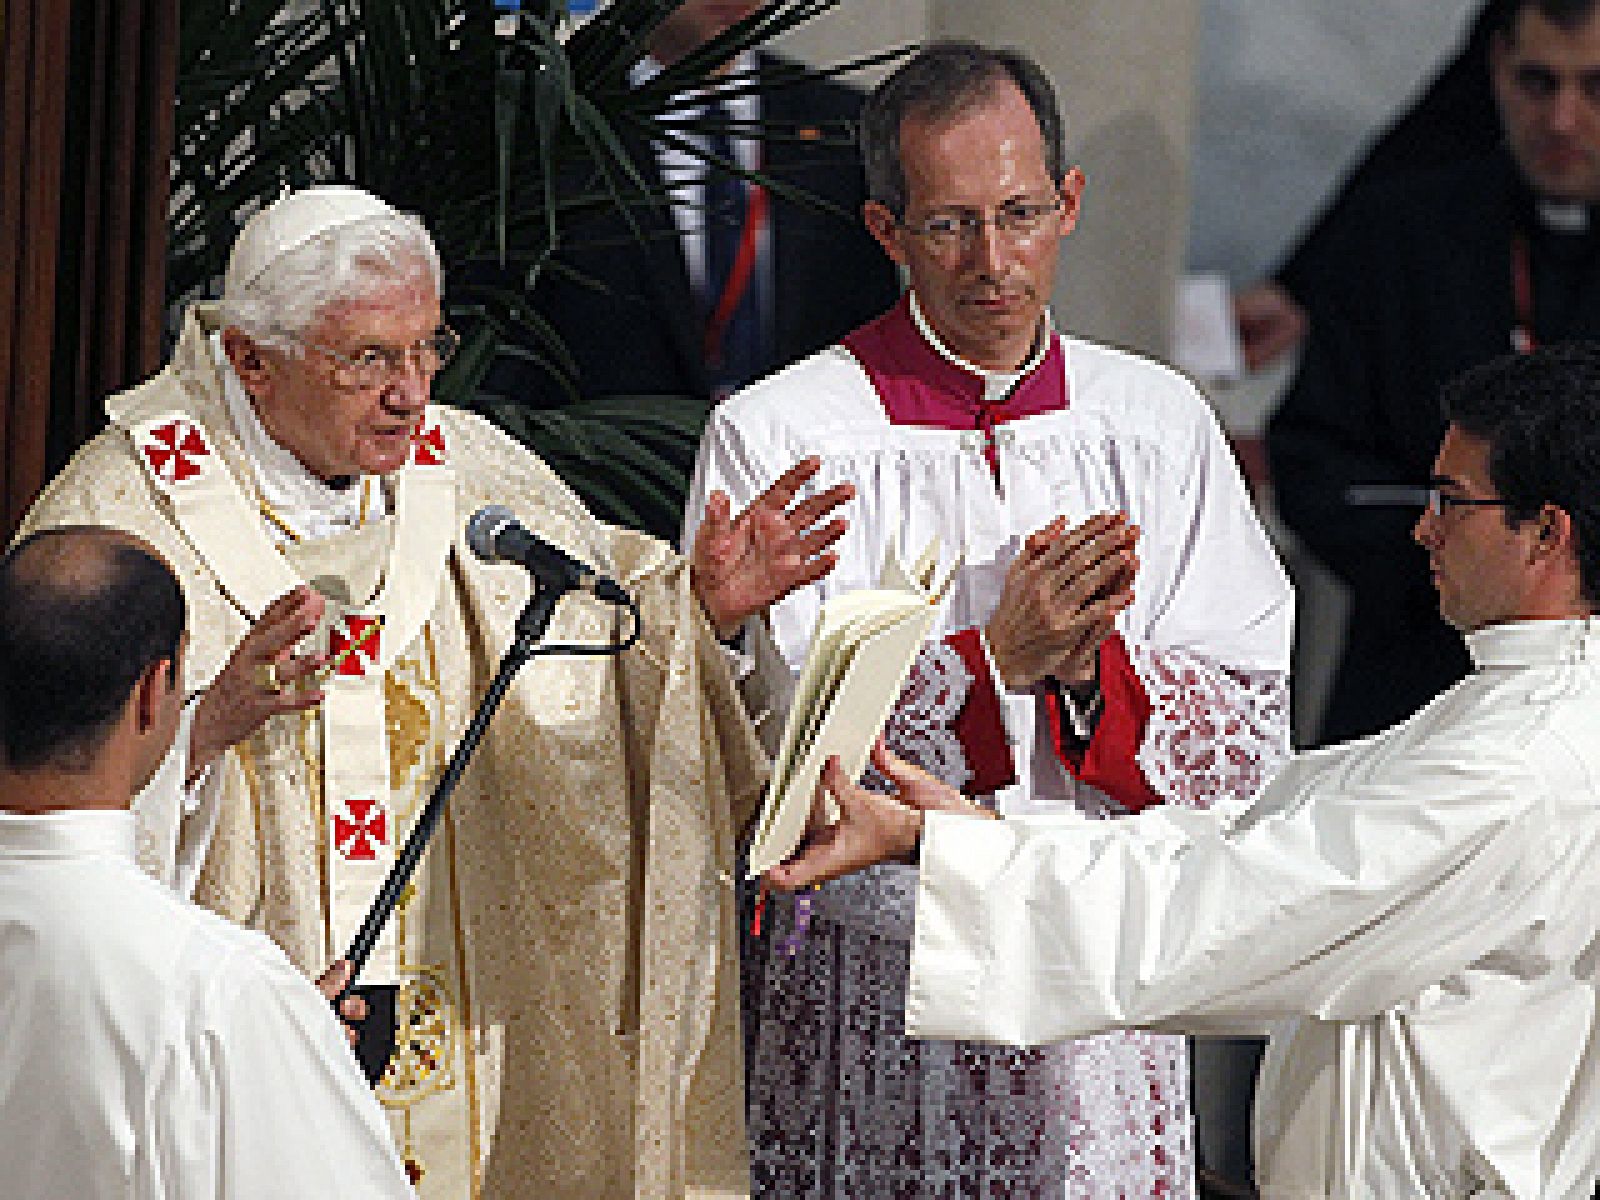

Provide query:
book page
left=746, top=540, right=951, bottom=878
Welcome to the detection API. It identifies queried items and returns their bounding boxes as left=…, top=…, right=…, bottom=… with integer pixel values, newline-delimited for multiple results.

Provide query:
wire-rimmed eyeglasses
left=896, top=198, right=1063, bottom=251
left=286, top=326, right=461, bottom=390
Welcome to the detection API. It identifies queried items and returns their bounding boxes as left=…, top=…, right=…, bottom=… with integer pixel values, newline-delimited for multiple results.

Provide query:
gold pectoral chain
left=254, top=490, right=387, bottom=682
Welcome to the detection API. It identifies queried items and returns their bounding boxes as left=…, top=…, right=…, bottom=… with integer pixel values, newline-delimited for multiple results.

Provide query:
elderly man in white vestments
left=0, top=528, right=416, bottom=1200
left=768, top=343, right=1600, bottom=1199
left=684, top=39, right=1292, bottom=1198
left=17, top=185, right=853, bottom=1200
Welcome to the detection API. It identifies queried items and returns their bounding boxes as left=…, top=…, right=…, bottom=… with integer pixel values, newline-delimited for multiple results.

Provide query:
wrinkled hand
left=765, top=740, right=985, bottom=892
left=188, top=586, right=327, bottom=783
left=315, top=959, right=369, bottom=1048
left=692, top=456, right=853, bottom=640
left=1233, top=280, right=1308, bottom=373
left=985, top=513, right=1138, bottom=691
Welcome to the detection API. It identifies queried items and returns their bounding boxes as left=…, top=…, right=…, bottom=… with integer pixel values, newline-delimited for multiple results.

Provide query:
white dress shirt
left=0, top=808, right=415, bottom=1199
left=631, top=52, right=769, bottom=308
left=909, top=618, right=1600, bottom=1199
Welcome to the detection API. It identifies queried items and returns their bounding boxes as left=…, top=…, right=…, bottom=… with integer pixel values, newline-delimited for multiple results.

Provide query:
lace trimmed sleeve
left=1128, top=641, right=1291, bottom=816
left=877, top=638, right=975, bottom=791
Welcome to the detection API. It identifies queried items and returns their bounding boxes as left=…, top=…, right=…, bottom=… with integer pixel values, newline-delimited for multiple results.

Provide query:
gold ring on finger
left=254, top=661, right=284, bottom=695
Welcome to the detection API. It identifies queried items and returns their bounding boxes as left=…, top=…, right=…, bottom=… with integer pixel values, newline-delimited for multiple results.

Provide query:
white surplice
left=909, top=618, right=1600, bottom=1200
left=690, top=308, right=1293, bottom=819
left=686, top=307, right=1292, bottom=1196
left=0, top=808, right=414, bottom=1200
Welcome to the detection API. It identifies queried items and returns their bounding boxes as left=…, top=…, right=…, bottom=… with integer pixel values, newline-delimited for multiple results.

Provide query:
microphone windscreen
left=465, top=505, right=517, bottom=562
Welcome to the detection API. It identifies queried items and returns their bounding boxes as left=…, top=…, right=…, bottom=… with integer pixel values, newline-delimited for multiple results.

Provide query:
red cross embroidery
left=333, top=797, right=388, bottom=861
left=410, top=421, right=446, bottom=467
left=141, top=420, right=210, bottom=484
left=329, top=615, right=382, bottom=678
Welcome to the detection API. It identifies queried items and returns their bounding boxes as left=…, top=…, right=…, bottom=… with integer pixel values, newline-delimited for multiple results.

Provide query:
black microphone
left=466, top=505, right=630, bottom=605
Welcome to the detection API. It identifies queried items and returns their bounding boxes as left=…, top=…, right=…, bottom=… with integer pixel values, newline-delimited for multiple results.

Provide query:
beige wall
left=775, top=0, right=1199, bottom=359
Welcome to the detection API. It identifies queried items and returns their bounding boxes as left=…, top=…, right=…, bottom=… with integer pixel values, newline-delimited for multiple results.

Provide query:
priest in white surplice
left=0, top=528, right=415, bottom=1200
left=18, top=186, right=852, bottom=1200
left=766, top=346, right=1600, bottom=1199
left=685, top=41, right=1291, bottom=1198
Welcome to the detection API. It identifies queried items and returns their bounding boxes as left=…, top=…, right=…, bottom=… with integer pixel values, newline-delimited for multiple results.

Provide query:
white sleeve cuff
left=974, top=625, right=1025, bottom=749
left=129, top=697, right=222, bottom=898
left=735, top=616, right=797, bottom=757
left=1057, top=682, right=1104, bottom=742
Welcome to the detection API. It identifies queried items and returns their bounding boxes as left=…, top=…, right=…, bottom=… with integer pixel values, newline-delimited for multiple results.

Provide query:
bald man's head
left=0, top=529, right=185, bottom=771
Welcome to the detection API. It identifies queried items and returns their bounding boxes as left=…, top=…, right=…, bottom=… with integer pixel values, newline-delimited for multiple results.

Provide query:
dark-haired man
left=0, top=528, right=415, bottom=1199
left=775, top=343, right=1600, bottom=1199
left=1269, top=0, right=1600, bottom=744
left=686, top=38, right=1291, bottom=1197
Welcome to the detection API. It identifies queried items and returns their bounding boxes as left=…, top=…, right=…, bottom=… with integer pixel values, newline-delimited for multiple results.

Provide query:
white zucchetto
left=223, top=185, right=398, bottom=298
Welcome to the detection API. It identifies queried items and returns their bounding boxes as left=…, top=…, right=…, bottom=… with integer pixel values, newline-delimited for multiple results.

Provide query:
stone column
left=933, top=0, right=1199, bottom=357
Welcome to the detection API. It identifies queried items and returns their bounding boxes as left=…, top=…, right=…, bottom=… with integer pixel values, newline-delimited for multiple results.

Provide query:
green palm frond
left=479, top=392, right=714, bottom=540
left=170, top=0, right=897, bottom=305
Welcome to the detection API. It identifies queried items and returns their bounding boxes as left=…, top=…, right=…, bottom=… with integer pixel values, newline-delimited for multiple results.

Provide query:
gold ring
left=254, top=662, right=283, bottom=694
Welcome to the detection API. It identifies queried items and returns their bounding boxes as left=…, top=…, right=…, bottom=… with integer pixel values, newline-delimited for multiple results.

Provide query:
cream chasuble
left=19, top=305, right=766, bottom=1199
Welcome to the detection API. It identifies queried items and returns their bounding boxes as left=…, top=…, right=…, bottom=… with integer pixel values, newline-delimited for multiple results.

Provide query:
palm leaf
left=479, top=393, right=714, bottom=540
left=171, top=0, right=900, bottom=304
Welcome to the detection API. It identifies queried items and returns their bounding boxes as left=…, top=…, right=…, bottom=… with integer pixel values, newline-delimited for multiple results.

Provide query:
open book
left=746, top=540, right=958, bottom=878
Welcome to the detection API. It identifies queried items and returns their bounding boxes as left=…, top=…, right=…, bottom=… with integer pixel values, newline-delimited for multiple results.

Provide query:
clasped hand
left=985, top=512, right=1139, bottom=691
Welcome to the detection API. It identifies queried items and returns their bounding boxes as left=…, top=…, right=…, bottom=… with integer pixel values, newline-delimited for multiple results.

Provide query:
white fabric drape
left=0, top=809, right=414, bottom=1200
left=911, top=619, right=1600, bottom=1200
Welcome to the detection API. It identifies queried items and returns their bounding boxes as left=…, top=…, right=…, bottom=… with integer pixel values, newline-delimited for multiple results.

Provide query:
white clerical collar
left=1537, top=200, right=1590, bottom=235
left=209, top=332, right=384, bottom=545
left=0, top=808, right=135, bottom=861
left=908, top=292, right=1055, bottom=405
left=1465, top=616, right=1600, bottom=669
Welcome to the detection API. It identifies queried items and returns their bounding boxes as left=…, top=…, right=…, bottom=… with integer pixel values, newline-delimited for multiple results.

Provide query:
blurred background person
left=1231, top=0, right=1505, bottom=372
left=1268, top=0, right=1600, bottom=745
left=482, top=0, right=900, bottom=473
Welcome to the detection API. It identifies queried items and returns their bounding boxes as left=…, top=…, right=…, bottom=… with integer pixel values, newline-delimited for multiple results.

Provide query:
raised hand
left=984, top=512, right=1139, bottom=691
left=692, top=456, right=854, bottom=640
left=188, top=585, right=327, bottom=781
